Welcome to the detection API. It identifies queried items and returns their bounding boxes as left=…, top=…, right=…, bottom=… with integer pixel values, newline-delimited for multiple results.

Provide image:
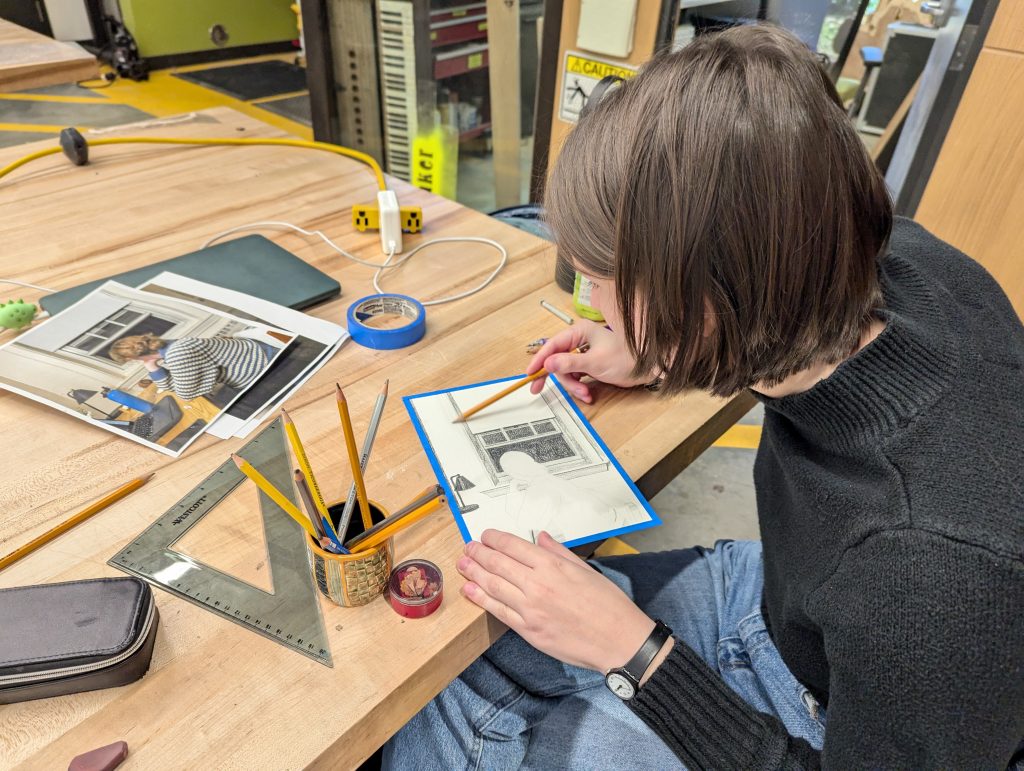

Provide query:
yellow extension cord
left=0, top=135, right=387, bottom=190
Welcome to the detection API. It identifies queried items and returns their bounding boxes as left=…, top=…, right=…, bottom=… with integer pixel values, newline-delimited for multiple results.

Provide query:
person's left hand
left=457, top=529, right=655, bottom=673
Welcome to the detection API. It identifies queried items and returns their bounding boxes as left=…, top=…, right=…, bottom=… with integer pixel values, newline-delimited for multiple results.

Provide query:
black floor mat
left=256, top=94, right=312, bottom=126
left=175, top=60, right=306, bottom=101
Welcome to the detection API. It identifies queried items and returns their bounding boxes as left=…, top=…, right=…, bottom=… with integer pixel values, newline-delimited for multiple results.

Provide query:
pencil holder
left=306, top=500, right=393, bottom=608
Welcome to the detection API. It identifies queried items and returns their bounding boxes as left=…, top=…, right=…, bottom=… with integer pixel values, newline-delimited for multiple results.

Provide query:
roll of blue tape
left=347, top=293, right=426, bottom=350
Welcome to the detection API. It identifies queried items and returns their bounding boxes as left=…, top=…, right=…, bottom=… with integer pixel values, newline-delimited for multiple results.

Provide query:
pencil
left=390, top=484, right=443, bottom=520
left=294, top=471, right=350, bottom=554
left=337, top=379, right=389, bottom=543
left=452, top=346, right=587, bottom=423
left=293, top=469, right=326, bottom=539
left=335, top=384, right=373, bottom=531
left=281, top=408, right=340, bottom=544
left=347, top=495, right=446, bottom=552
left=540, top=299, right=574, bottom=325
left=232, top=454, right=316, bottom=538
left=0, top=473, right=153, bottom=573
left=342, top=484, right=438, bottom=551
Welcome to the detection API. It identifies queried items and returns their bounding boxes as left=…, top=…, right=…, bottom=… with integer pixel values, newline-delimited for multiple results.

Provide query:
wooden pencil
left=294, top=470, right=349, bottom=554
left=335, top=384, right=373, bottom=531
left=0, top=473, right=153, bottom=572
left=390, top=484, right=443, bottom=520
left=347, top=495, right=446, bottom=552
left=231, top=454, right=316, bottom=538
left=452, top=346, right=587, bottom=423
left=346, top=488, right=443, bottom=550
left=337, top=379, right=389, bottom=543
left=281, top=408, right=341, bottom=544
left=293, top=469, right=326, bottom=539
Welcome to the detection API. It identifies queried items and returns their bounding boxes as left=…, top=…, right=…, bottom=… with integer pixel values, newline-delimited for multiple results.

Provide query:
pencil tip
left=451, top=416, right=464, bottom=424
left=230, top=454, right=243, bottom=466
left=382, top=379, right=390, bottom=395
left=280, top=407, right=291, bottom=421
left=140, top=472, right=155, bottom=483
left=293, top=468, right=303, bottom=479
left=336, top=383, right=346, bottom=401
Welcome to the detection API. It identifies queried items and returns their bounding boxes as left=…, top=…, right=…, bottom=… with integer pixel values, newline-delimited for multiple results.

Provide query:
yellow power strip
left=352, top=203, right=423, bottom=234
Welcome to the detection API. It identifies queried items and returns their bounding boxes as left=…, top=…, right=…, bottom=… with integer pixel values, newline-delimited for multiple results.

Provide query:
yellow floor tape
left=593, top=538, right=639, bottom=557
left=712, top=423, right=762, bottom=450
left=0, top=54, right=312, bottom=143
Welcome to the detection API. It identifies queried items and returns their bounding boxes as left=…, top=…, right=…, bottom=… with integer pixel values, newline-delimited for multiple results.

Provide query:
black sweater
left=629, top=219, right=1024, bottom=769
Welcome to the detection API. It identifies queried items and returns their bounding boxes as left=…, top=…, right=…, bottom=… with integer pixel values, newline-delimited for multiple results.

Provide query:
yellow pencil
left=231, top=454, right=316, bottom=538
left=348, top=496, right=445, bottom=552
left=281, top=408, right=340, bottom=543
left=345, top=485, right=442, bottom=550
left=0, top=473, right=154, bottom=573
left=335, top=384, right=373, bottom=531
left=453, top=345, right=588, bottom=423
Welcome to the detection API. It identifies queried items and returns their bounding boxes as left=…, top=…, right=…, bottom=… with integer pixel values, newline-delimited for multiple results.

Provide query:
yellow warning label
left=559, top=51, right=638, bottom=124
left=565, top=54, right=636, bottom=82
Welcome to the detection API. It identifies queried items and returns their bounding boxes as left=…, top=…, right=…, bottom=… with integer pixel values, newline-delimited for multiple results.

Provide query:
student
left=109, top=332, right=276, bottom=401
left=385, top=25, right=1024, bottom=769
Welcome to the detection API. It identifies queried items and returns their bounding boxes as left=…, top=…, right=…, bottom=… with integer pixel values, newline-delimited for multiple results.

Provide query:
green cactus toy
left=0, top=299, right=38, bottom=330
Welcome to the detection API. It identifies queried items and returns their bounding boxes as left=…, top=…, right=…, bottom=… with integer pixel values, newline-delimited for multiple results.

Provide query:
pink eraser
left=68, top=740, right=128, bottom=771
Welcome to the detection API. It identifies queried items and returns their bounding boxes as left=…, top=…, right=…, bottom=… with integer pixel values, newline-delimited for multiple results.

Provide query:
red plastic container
left=388, top=559, right=443, bottom=618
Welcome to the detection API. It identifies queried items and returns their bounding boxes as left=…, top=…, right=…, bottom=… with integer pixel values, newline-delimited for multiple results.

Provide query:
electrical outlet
left=352, top=205, right=379, bottom=232
left=353, top=203, right=424, bottom=234
left=400, top=206, right=423, bottom=234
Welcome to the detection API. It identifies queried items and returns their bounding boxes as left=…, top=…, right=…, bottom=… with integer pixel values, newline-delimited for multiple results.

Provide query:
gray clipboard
left=40, top=236, right=340, bottom=315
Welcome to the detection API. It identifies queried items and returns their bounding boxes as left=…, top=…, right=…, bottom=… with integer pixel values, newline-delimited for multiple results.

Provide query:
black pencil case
left=0, top=577, right=159, bottom=704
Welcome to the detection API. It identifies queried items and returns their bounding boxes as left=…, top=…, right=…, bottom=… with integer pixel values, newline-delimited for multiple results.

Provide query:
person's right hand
left=526, top=321, right=650, bottom=403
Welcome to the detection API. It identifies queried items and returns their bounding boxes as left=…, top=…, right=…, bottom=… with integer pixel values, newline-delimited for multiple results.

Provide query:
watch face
left=606, top=672, right=636, bottom=700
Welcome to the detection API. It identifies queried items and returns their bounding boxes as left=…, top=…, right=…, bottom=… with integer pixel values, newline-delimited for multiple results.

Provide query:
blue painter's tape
left=402, top=374, right=662, bottom=549
left=346, top=293, right=426, bottom=350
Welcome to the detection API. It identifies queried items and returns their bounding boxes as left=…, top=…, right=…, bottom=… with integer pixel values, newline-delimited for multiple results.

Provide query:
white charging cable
left=201, top=222, right=508, bottom=307
left=0, top=278, right=56, bottom=292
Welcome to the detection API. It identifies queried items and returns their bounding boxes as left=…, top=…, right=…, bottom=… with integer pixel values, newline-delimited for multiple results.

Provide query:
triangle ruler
left=109, top=418, right=332, bottom=666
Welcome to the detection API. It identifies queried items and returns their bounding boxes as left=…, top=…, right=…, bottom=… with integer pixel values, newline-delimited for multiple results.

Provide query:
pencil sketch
left=405, top=376, right=659, bottom=547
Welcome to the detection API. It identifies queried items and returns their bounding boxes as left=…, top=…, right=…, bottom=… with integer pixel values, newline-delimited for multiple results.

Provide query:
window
left=62, top=310, right=176, bottom=361
left=472, top=419, right=578, bottom=475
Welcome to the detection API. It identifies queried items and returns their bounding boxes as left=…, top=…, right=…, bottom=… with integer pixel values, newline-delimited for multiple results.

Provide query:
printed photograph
left=0, top=281, right=294, bottom=456
left=138, top=272, right=347, bottom=439
left=404, top=375, right=660, bottom=547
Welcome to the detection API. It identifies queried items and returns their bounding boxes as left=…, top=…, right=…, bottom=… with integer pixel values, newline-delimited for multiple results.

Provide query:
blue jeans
left=383, top=541, right=827, bottom=769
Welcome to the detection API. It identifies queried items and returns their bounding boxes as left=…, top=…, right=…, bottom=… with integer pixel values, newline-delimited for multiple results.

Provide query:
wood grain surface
left=0, top=20, right=98, bottom=92
left=0, top=108, right=745, bottom=768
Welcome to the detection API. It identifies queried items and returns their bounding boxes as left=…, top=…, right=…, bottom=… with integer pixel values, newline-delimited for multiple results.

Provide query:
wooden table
left=0, top=20, right=98, bottom=93
left=0, top=107, right=753, bottom=768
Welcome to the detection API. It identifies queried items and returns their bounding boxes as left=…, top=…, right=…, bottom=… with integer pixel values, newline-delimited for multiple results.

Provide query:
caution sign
left=559, top=51, right=637, bottom=124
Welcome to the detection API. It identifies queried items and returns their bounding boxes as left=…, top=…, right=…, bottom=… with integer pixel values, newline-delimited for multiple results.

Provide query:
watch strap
left=621, top=619, right=672, bottom=683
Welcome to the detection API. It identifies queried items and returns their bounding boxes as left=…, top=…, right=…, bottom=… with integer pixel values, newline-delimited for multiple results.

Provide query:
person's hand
left=457, top=529, right=655, bottom=673
left=526, top=321, right=650, bottom=403
left=139, top=356, right=162, bottom=372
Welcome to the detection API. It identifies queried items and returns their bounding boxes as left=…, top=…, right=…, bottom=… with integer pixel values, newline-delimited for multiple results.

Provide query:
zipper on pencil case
left=0, top=600, right=155, bottom=687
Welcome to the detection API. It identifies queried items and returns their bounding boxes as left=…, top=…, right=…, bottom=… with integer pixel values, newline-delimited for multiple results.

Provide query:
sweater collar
left=757, top=252, right=955, bottom=447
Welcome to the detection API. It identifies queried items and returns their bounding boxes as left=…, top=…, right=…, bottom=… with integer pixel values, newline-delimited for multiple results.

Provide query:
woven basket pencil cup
left=306, top=500, right=393, bottom=607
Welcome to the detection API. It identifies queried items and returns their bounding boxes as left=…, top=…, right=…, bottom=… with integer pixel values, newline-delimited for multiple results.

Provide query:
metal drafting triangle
left=109, top=418, right=332, bottom=666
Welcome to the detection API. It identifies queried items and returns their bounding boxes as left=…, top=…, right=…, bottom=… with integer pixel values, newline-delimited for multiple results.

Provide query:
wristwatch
left=604, top=619, right=673, bottom=701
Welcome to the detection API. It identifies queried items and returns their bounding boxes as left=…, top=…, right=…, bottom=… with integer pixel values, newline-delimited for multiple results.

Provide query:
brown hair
left=544, top=24, right=892, bottom=396
left=109, top=333, right=163, bottom=363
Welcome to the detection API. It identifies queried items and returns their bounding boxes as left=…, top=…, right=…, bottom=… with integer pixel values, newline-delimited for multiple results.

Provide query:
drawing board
left=404, top=375, right=660, bottom=548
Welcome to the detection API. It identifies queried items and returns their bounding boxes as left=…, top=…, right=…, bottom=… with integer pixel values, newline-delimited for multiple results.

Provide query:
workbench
left=0, top=20, right=98, bottom=93
left=0, top=107, right=753, bottom=768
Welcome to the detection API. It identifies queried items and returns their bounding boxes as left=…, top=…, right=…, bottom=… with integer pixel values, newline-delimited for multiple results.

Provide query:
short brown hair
left=544, top=24, right=892, bottom=396
left=109, top=333, right=163, bottom=364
